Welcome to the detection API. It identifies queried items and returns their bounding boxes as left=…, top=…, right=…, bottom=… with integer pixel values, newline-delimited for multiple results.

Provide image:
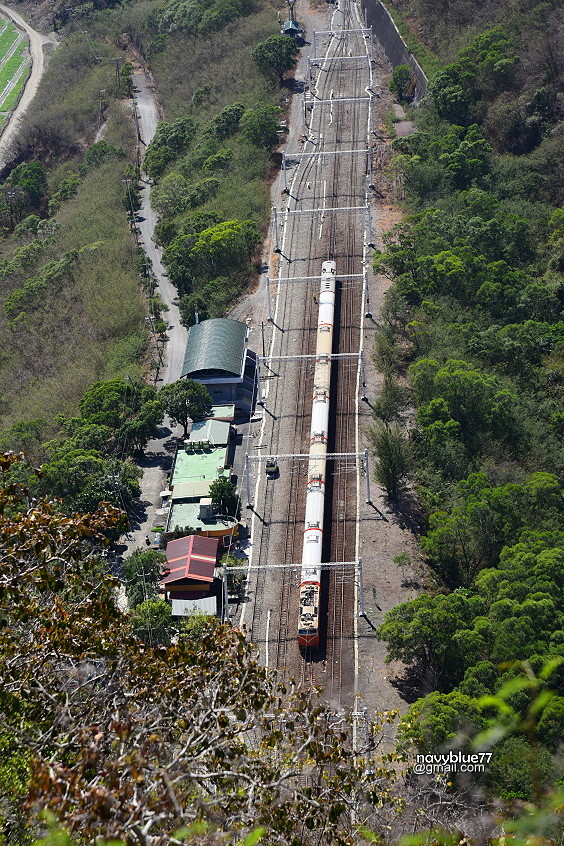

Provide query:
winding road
left=133, top=68, right=187, bottom=385
left=0, top=3, right=55, bottom=169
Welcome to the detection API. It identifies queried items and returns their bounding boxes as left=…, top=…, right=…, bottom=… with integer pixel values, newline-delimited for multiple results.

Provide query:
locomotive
left=297, top=261, right=336, bottom=648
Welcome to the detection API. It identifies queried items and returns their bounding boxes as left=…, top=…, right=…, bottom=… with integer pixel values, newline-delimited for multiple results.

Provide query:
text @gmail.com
left=412, top=752, right=492, bottom=775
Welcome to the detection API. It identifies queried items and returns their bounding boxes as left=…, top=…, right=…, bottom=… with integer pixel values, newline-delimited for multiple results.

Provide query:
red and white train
left=298, top=261, right=336, bottom=648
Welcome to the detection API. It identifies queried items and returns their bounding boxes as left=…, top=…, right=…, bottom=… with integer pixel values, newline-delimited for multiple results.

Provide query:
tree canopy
left=0, top=453, right=407, bottom=845
left=159, top=379, right=213, bottom=437
left=252, top=35, right=300, bottom=83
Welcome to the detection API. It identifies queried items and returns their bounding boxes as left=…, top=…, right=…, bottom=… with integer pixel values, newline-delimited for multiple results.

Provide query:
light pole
left=98, top=88, right=106, bottom=131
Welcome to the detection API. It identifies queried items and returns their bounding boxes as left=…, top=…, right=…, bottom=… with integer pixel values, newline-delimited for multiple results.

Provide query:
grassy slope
left=0, top=106, right=146, bottom=428
left=0, top=0, right=282, bottom=435
left=387, top=0, right=562, bottom=64
left=148, top=4, right=282, bottom=225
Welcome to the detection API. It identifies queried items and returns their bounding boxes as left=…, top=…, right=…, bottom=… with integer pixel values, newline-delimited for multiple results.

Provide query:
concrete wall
left=360, top=0, right=427, bottom=100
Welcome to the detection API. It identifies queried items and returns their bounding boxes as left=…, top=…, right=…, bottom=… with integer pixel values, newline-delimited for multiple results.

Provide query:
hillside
left=369, top=0, right=564, bottom=809
left=0, top=0, right=284, bottom=444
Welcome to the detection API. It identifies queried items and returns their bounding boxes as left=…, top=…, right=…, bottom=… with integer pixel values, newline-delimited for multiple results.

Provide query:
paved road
left=0, top=4, right=55, bottom=169
left=133, top=68, right=187, bottom=384
left=118, top=68, right=188, bottom=560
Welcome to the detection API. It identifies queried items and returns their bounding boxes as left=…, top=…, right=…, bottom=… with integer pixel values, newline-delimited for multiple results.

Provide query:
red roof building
left=161, top=535, right=219, bottom=600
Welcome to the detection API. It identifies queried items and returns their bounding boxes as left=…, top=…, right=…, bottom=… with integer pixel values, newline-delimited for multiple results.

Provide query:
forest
left=370, top=10, right=563, bottom=806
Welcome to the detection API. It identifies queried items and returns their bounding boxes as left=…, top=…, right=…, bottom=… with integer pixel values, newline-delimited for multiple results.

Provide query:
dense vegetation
left=0, top=123, right=147, bottom=429
left=372, top=16, right=564, bottom=802
left=0, top=452, right=562, bottom=845
left=1, top=0, right=293, bottom=441
left=0, top=453, right=403, bottom=845
left=142, top=17, right=297, bottom=324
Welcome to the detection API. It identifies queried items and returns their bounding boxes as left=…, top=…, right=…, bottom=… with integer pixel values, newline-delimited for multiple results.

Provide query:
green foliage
left=488, top=735, right=554, bottom=800
left=148, top=0, right=253, bottom=36
left=0, top=455, right=409, bottom=844
left=179, top=611, right=218, bottom=644
left=209, top=477, right=241, bottom=519
left=421, top=474, right=563, bottom=586
left=144, top=117, right=197, bottom=179
left=79, top=140, right=125, bottom=175
left=73, top=378, right=163, bottom=453
left=373, top=372, right=409, bottom=424
left=208, top=102, right=245, bottom=140
left=428, top=27, right=519, bottom=126
left=240, top=105, right=284, bottom=149
left=367, top=423, right=411, bottom=500
left=251, top=35, right=300, bottom=82
left=221, top=552, right=246, bottom=593
left=130, top=598, right=176, bottom=646
left=399, top=689, right=487, bottom=750
left=0, top=730, right=32, bottom=844
left=7, top=161, right=48, bottom=210
left=38, top=447, right=141, bottom=513
left=162, top=218, right=260, bottom=296
left=379, top=532, right=564, bottom=692
left=124, top=548, right=167, bottom=608
left=159, top=379, right=212, bottom=437
left=389, top=65, right=414, bottom=101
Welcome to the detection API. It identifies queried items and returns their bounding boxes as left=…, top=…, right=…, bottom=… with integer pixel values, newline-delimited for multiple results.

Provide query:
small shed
left=282, top=19, right=300, bottom=36
left=161, top=535, right=219, bottom=599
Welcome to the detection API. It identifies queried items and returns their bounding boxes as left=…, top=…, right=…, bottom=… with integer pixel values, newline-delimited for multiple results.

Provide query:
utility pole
left=98, top=88, right=106, bottom=132
left=364, top=449, right=372, bottom=505
left=112, top=56, right=123, bottom=86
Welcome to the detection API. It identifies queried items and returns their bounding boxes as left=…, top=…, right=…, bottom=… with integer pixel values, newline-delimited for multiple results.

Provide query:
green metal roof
left=283, top=19, right=299, bottom=33
left=182, top=319, right=247, bottom=379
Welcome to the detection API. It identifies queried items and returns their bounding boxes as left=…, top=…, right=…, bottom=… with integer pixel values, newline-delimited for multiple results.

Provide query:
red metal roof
left=162, top=535, right=219, bottom=585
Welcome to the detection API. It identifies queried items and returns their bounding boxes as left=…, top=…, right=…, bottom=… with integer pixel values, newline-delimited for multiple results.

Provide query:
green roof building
left=181, top=318, right=257, bottom=414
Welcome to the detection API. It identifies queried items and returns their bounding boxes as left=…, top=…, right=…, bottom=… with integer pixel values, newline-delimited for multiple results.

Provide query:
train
left=298, top=260, right=336, bottom=648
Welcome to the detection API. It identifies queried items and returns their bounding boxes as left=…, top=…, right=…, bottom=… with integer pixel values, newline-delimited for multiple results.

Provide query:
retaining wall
left=360, top=0, right=427, bottom=100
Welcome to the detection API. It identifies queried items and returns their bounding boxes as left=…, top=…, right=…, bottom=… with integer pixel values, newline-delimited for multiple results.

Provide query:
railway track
left=244, top=0, right=372, bottom=704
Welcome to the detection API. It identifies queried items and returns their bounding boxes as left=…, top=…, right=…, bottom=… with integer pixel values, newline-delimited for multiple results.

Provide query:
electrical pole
left=98, top=88, right=106, bottom=132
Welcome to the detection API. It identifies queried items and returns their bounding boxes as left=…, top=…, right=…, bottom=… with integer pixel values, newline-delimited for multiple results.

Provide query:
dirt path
left=0, top=3, right=56, bottom=169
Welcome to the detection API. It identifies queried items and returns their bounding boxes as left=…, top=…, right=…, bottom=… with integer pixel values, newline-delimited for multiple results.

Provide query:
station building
left=161, top=416, right=237, bottom=543
left=181, top=318, right=257, bottom=414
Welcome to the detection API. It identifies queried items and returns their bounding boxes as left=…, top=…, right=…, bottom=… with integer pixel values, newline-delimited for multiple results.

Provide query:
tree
left=0, top=454, right=405, bottom=845
left=179, top=611, right=218, bottom=644
left=389, top=64, right=413, bottom=100
left=38, top=448, right=141, bottom=513
left=75, top=379, right=162, bottom=454
left=240, top=105, right=284, bottom=149
left=368, top=423, right=410, bottom=500
left=377, top=591, right=486, bottom=691
left=159, top=379, right=213, bottom=437
left=221, top=552, right=246, bottom=594
left=373, top=372, right=409, bottom=423
left=209, top=476, right=240, bottom=518
left=399, top=690, right=487, bottom=752
left=8, top=161, right=48, bottom=211
left=120, top=61, right=134, bottom=96
left=252, top=35, right=300, bottom=83
left=162, top=219, right=260, bottom=292
left=130, top=598, right=176, bottom=646
left=124, top=548, right=167, bottom=608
